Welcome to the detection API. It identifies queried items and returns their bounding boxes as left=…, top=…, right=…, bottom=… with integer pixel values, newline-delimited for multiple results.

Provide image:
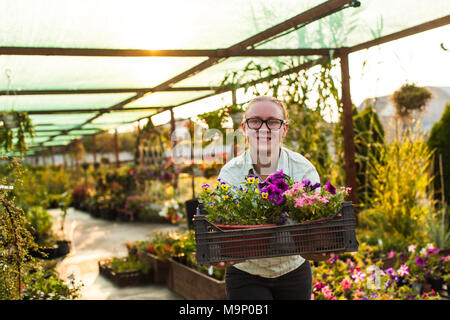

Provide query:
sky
left=349, top=24, right=450, bottom=107
left=117, top=23, right=450, bottom=132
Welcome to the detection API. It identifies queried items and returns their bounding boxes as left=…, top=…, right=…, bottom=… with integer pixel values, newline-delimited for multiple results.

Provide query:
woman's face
left=242, top=100, right=288, bottom=156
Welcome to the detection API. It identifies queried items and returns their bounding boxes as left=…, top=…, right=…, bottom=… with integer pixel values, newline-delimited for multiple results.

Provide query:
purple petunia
left=385, top=268, right=396, bottom=276
left=415, top=257, right=425, bottom=266
left=301, top=179, right=311, bottom=190
left=325, top=181, right=337, bottom=195
left=310, top=182, right=321, bottom=191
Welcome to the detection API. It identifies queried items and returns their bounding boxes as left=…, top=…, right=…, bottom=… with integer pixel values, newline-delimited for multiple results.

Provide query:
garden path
left=48, top=207, right=183, bottom=300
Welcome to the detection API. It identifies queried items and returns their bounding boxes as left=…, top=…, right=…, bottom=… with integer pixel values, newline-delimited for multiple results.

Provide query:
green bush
left=25, top=206, right=55, bottom=247
left=427, top=103, right=450, bottom=206
left=358, top=121, right=434, bottom=252
left=353, top=105, right=385, bottom=207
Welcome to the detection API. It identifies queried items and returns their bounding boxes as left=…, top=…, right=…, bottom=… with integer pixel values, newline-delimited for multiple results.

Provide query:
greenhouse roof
left=0, top=0, right=449, bottom=155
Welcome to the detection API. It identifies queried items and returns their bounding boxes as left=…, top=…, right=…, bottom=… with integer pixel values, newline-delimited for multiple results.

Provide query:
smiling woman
left=217, top=95, right=325, bottom=300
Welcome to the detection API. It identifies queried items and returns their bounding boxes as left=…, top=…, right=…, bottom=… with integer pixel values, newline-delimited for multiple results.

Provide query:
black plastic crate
left=194, top=201, right=358, bottom=265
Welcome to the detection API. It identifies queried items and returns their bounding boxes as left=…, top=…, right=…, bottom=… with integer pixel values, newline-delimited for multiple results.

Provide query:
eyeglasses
left=245, top=118, right=286, bottom=130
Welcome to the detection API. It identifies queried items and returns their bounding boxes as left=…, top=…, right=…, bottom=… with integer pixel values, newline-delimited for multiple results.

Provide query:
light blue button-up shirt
left=218, top=146, right=321, bottom=278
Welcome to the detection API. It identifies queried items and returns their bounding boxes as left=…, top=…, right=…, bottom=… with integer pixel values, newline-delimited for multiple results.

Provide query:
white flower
left=408, top=244, right=417, bottom=253
left=397, top=264, right=409, bottom=277
left=420, top=248, right=427, bottom=256
left=426, top=243, right=435, bottom=250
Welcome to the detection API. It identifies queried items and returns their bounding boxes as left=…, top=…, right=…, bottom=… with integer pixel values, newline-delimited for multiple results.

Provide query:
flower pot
left=118, top=211, right=132, bottom=222
left=98, top=259, right=152, bottom=287
left=214, top=224, right=276, bottom=259
left=168, top=257, right=226, bottom=300
left=137, top=250, right=171, bottom=284
left=30, top=244, right=59, bottom=260
left=429, top=276, right=444, bottom=292
left=100, top=208, right=116, bottom=221
left=56, top=240, right=71, bottom=257
left=184, top=198, right=198, bottom=230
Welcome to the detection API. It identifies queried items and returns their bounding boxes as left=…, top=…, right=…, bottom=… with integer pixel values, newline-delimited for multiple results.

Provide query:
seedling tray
left=194, top=201, right=358, bottom=265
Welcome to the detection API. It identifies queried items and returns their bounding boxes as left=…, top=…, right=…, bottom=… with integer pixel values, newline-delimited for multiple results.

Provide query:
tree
left=353, top=104, right=385, bottom=206
left=427, top=103, right=450, bottom=206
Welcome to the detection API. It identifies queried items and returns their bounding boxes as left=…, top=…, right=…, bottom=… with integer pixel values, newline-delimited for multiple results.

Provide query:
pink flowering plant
left=283, top=180, right=351, bottom=223
left=311, top=243, right=443, bottom=300
left=199, top=169, right=350, bottom=225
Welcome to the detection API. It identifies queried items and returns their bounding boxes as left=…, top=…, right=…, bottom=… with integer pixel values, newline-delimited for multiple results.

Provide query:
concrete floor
left=49, top=207, right=183, bottom=300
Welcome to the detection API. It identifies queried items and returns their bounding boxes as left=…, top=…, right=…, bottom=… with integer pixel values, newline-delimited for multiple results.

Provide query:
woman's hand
left=302, top=252, right=341, bottom=261
left=193, top=252, right=245, bottom=268
left=210, top=260, right=246, bottom=269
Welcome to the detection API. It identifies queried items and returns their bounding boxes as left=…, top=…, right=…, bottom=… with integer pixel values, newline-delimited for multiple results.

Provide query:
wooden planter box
left=98, top=259, right=152, bottom=287
left=168, top=257, right=226, bottom=300
left=137, top=249, right=170, bottom=284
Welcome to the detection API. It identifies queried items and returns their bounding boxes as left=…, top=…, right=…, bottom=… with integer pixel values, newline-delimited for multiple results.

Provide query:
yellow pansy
left=221, top=183, right=229, bottom=191
left=256, top=178, right=260, bottom=184
left=223, top=195, right=229, bottom=200
left=261, top=192, right=268, bottom=199
left=255, top=188, right=260, bottom=194
left=247, top=177, right=255, bottom=184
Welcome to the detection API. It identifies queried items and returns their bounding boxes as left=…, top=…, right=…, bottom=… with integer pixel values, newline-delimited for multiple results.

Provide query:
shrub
left=427, top=103, right=450, bottom=206
left=358, top=121, right=434, bottom=252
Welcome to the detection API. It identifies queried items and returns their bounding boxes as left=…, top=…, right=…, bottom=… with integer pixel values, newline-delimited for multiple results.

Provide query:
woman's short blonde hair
left=242, top=96, right=289, bottom=123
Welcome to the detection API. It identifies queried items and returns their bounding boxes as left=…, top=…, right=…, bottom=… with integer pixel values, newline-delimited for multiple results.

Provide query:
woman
left=217, top=96, right=331, bottom=300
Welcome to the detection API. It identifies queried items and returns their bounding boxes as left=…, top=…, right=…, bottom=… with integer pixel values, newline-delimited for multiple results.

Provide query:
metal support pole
left=92, top=134, right=97, bottom=167
left=114, top=129, right=120, bottom=168
left=339, top=49, right=358, bottom=222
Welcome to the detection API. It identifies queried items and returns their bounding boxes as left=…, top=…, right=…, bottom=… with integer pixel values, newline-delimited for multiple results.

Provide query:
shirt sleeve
left=303, top=164, right=320, bottom=185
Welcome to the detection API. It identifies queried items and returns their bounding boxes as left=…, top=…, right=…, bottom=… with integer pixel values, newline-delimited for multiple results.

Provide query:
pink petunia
left=388, top=250, right=395, bottom=258
left=341, top=278, right=352, bottom=290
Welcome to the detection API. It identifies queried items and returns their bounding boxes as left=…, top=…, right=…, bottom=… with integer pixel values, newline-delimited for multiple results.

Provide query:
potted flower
left=158, top=199, right=184, bottom=224
left=98, top=255, right=152, bottom=287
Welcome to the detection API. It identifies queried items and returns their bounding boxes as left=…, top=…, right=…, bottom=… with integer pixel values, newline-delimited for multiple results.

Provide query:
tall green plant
left=359, top=121, right=434, bottom=251
left=353, top=105, right=385, bottom=207
left=0, top=159, right=37, bottom=299
left=427, top=103, right=450, bottom=206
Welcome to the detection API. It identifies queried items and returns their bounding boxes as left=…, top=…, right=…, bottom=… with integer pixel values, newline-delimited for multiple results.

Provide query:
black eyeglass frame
left=245, top=118, right=287, bottom=130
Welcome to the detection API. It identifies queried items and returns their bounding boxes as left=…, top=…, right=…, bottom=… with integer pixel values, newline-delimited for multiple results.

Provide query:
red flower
left=147, top=244, right=154, bottom=252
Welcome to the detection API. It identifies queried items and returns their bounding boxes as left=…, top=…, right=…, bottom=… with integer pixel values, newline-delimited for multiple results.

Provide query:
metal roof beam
left=0, top=86, right=218, bottom=96
left=349, top=15, right=450, bottom=53
left=0, top=47, right=337, bottom=57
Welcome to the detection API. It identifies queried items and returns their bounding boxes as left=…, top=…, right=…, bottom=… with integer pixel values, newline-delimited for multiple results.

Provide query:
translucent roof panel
left=0, top=55, right=207, bottom=90
left=42, top=140, right=72, bottom=147
left=29, top=113, right=97, bottom=126
left=33, top=124, right=79, bottom=131
left=52, top=135, right=81, bottom=141
left=0, top=0, right=324, bottom=49
left=91, top=110, right=159, bottom=125
left=0, top=94, right=133, bottom=112
left=69, top=129, right=101, bottom=136
left=173, top=56, right=318, bottom=88
left=33, top=131, right=62, bottom=137
left=259, top=0, right=450, bottom=49
left=124, top=91, right=216, bottom=108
